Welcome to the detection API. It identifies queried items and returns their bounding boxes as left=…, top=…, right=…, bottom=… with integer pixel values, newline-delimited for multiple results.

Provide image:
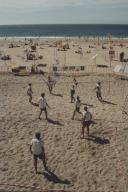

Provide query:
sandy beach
left=0, top=38, right=128, bottom=192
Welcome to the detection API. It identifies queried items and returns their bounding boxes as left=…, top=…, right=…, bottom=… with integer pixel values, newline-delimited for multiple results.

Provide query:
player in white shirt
left=38, top=93, right=50, bottom=120
left=81, top=106, right=92, bottom=138
left=27, top=83, right=33, bottom=103
left=72, top=96, right=82, bottom=120
left=30, top=132, right=47, bottom=173
left=94, top=81, right=103, bottom=102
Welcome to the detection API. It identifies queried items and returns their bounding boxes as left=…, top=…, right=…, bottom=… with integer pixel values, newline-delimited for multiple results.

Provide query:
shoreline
left=1, top=36, right=128, bottom=40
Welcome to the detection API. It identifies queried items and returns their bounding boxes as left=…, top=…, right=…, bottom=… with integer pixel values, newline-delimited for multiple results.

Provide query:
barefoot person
left=30, top=132, right=47, bottom=173
left=38, top=93, right=50, bottom=120
left=94, top=81, right=103, bottom=102
left=72, top=96, right=82, bottom=120
left=73, top=77, right=78, bottom=87
left=47, top=75, right=53, bottom=94
left=81, top=106, right=92, bottom=138
left=70, top=85, right=75, bottom=103
left=27, top=83, right=33, bottom=103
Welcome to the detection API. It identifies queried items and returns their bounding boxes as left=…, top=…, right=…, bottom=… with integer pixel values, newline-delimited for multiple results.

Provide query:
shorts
left=96, top=92, right=101, bottom=98
left=71, top=91, right=75, bottom=96
left=71, top=94, right=75, bottom=99
left=33, top=153, right=44, bottom=160
left=40, top=108, right=46, bottom=111
left=76, top=107, right=80, bottom=113
left=82, top=120, right=91, bottom=127
left=27, top=93, right=32, bottom=97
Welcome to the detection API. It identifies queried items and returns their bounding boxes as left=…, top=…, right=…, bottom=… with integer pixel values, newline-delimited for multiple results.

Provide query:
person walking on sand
left=30, top=132, right=48, bottom=174
left=38, top=93, right=50, bottom=120
left=47, top=75, right=53, bottom=94
left=70, top=85, right=75, bottom=103
left=81, top=106, right=92, bottom=138
left=73, top=77, right=78, bottom=87
left=72, top=96, right=82, bottom=120
left=27, top=83, right=33, bottom=103
left=94, top=81, right=103, bottom=102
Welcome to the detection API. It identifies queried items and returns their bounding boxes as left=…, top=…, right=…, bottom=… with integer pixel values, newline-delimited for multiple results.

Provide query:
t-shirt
left=71, top=88, right=75, bottom=95
left=73, top=79, right=78, bottom=85
left=96, top=84, right=101, bottom=93
left=27, top=86, right=32, bottom=95
left=39, top=97, right=47, bottom=109
left=82, top=111, right=92, bottom=121
left=48, top=76, right=52, bottom=83
left=48, top=81, right=54, bottom=87
left=76, top=100, right=81, bottom=108
left=31, top=138, right=43, bottom=155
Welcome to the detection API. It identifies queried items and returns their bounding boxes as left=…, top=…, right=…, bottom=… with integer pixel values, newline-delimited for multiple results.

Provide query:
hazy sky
left=0, top=0, right=128, bottom=24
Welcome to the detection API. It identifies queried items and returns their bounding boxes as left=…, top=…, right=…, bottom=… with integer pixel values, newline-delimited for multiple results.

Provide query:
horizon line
left=0, top=23, right=128, bottom=26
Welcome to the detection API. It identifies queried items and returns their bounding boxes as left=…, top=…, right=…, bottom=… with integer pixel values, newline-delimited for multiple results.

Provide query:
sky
left=0, top=0, right=128, bottom=24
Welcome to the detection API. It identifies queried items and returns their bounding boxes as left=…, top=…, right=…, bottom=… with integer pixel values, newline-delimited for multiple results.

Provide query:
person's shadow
left=102, top=100, right=117, bottom=105
left=51, top=92, right=63, bottom=97
left=30, top=101, right=39, bottom=107
left=47, top=118, right=64, bottom=126
left=85, top=135, right=110, bottom=145
left=41, top=169, right=71, bottom=185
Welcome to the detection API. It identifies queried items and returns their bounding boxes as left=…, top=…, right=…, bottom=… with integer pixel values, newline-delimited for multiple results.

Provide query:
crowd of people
left=26, top=75, right=103, bottom=173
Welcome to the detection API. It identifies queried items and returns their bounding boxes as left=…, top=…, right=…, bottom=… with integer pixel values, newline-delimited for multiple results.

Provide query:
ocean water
left=0, top=24, right=128, bottom=38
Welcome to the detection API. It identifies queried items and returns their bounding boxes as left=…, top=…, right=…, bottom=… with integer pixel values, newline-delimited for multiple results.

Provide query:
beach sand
left=0, top=38, right=128, bottom=192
